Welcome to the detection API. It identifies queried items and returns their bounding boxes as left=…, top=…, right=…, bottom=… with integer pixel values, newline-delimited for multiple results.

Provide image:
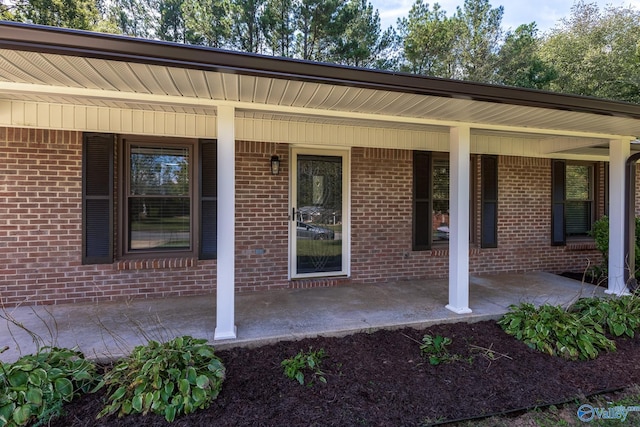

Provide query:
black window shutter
left=413, top=151, right=432, bottom=250
left=481, top=155, right=498, bottom=248
left=551, top=159, right=566, bottom=246
left=199, top=139, right=217, bottom=259
left=82, top=133, right=114, bottom=264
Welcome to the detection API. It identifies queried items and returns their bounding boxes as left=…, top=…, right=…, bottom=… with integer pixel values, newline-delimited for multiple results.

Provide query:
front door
left=290, top=148, right=349, bottom=278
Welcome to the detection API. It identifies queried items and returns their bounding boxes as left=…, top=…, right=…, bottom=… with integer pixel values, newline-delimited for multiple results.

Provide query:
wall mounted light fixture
left=270, top=155, right=280, bottom=175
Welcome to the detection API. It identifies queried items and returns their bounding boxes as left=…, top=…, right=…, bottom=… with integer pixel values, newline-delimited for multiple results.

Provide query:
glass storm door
left=291, top=149, right=348, bottom=278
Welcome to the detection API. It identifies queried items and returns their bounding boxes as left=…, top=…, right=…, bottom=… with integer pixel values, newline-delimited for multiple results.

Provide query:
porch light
left=270, top=155, right=281, bottom=175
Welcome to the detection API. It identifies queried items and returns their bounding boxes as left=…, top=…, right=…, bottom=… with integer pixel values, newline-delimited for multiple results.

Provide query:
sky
left=371, top=0, right=640, bottom=34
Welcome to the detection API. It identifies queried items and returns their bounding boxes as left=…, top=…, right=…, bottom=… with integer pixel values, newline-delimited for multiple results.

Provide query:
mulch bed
left=47, top=319, right=640, bottom=427
left=560, top=271, right=607, bottom=287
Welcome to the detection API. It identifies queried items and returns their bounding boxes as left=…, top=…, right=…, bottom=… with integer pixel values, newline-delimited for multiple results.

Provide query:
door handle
left=292, top=207, right=296, bottom=221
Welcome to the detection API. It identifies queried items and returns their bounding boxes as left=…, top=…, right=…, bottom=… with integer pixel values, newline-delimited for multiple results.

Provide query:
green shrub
left=590, top=216, right=640, bottom=280
left=0, top=347, right=98, bottom=427
left=281, top=348, right=326, bottom=386
left=498, top=302, right=615, bottom=360
left=572, top=296, right=640, bottom=338
left=95, top=336, right=225, bottom=423
left=590, top=216, right=610, bottom=265
left=420, top=334, right=457, bottom=365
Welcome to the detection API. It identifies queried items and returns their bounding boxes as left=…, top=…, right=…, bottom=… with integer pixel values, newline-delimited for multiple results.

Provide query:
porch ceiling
left=1, top=22, right=640, bottom=142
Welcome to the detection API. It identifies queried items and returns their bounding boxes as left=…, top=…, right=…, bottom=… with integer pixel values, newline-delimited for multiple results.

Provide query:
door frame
left=289, top=146, right=351, bottom=279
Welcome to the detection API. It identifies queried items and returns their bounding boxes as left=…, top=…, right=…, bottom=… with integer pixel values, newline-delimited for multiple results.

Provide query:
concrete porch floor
left=0, top=272, right=605, bottom=363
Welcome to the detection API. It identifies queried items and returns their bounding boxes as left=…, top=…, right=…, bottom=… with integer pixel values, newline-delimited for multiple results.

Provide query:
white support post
left=214, top=105, right=238, bottom=340
left=446, top=126, right=472, bottom=314
left=607, top=139, right=631, bottom=296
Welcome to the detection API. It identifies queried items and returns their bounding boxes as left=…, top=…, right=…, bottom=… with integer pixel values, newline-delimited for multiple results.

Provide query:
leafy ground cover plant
left=420, top=334, right=458, bottom=365
left=0, top=346, right=98, bottom=427
left=572, top=295, right=640, bottom=338
left=498, top=302, right=615, bottom=360
left=95, top=336, right=225, bottom=422
left=281, top=348, right=326, bottom=386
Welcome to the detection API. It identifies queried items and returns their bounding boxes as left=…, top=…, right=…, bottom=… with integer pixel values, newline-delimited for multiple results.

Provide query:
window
left=432, top=158, right=450, bottom=243
left=551, top=160, right=595, bottom=245
left=413, top=152, right=492, bottom=250
left=82, top=134, right=217, bottom=264
left=125, top=143, right=192, bottom=253
left=566, top=164, right=593, bottom=236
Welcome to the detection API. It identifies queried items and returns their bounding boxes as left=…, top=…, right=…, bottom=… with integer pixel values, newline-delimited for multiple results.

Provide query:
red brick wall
left=0, top=128, right=611, bottom=306
left=0, top=127, right=216, bottom=306
left=470, top=156, right=602, bottom=275
left=350, top=148, right=427, bottom=281
left=349, top=151, right=602, bottom=283
left=234, top=141, right=289, bottom=291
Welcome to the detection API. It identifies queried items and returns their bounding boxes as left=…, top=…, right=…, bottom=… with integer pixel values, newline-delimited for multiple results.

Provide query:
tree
left=397, top=0, right=458, bottom=77
left=12, top=0, right=101, bottom=30
left=539, top=1, right=640, bottom=103
left=262, top=0, right=296, bottom=57
left=1, top=1, right=15, bottom=20
left=372, top=26, right=400, bottom=70
left=496, top=23, right=556, bottom=89
left=157, top=0, right=187, bottom=43
left=230, top=0, right=266, bottom=53
left=182, top=0, right=233, bottom=48
left=455, top=0, right=503, bottom=82
left=294, top=0, right=343, bottom=62
left=102, top=0, right=155, bottom=37
left=330, top=0, right=389, bottom=68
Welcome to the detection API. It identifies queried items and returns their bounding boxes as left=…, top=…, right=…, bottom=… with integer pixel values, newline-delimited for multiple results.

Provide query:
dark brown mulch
left=560, top=271, right=607, bottom=287
left=47, top=320, right=640, bottom=427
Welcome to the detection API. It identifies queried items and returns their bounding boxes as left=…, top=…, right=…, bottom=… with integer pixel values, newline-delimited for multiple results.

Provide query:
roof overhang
left=1, top=20, right=640, bottom=146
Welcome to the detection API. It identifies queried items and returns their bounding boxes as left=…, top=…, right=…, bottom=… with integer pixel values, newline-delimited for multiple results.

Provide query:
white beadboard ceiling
left=1, top=48, right=639, bottom=149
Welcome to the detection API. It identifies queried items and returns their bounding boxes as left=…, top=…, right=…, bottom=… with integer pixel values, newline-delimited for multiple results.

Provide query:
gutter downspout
left=624, top=152, right=640, bottom=290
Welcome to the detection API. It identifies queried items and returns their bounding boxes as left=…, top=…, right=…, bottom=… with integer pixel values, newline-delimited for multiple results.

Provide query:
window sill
left=116, top=257, right=199, bottom=271
left=566, top=239, right=597, bottom=251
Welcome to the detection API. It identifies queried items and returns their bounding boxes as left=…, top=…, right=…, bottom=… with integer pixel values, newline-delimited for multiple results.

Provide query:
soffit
left=1, top=48, right=640, bottom=139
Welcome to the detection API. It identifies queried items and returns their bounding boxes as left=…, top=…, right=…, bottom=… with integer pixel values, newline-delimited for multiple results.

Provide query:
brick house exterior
left=1, top=128, right=629, bottom=306
left=2, top=22, right=640, bottom=340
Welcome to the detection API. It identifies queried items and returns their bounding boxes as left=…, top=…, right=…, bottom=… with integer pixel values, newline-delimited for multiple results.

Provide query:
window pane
left=432, top=159, right=450, bottom=201
left=432, top=159, right=450, bottom=242
left=130, top=146, right=189, bottom=196
left=565, top=164, right=592, bottom=236
left=433, top=199, right=449, bottom=242
left=566, top=165, right=590, bottom=200
left=566, top=201, right=591, bottom=236
left=129, top=197, right=190, bottom=250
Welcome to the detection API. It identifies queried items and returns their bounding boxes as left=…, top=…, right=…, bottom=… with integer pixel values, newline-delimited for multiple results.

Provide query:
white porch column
left=215, top=105, right=238, bottom=340
left=446, top=126, right=472, bottom=314
left=607, top=138, right=631, bottom=296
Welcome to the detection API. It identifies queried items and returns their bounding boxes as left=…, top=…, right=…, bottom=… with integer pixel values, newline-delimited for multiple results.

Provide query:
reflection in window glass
left=296, top=155, right=343, bottom=274
left=432, top=159, right=450, bottom=242
left=127, top=145, right=191, bottom=251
